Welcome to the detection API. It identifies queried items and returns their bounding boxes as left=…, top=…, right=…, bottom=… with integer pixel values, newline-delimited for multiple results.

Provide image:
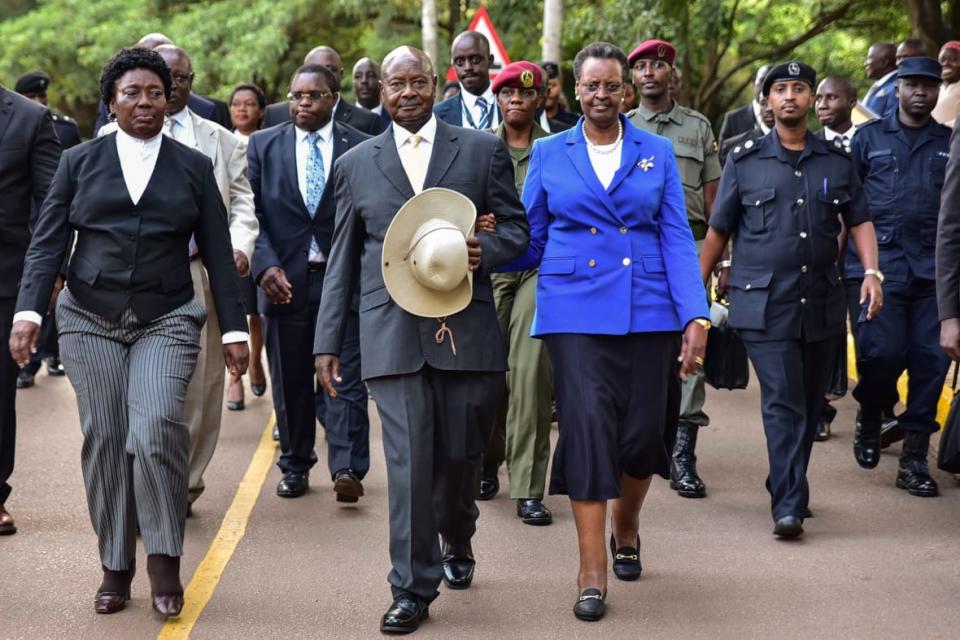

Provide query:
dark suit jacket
left=262, top=100, right=382, bottom=135
left=0, top=85, right=61, bottom=298
left=248, top=121, right=369, bottom=317
left=433, top=93, right=502, bottom=128
left=15, top=134, right=246, bottom=333
left=718, top=103, right=757, bottom=148
left=92, top=92, right=232, bottom=137
left=313, top=119, right=529, bottom=380
left=936, top=118, right=960, bottom=320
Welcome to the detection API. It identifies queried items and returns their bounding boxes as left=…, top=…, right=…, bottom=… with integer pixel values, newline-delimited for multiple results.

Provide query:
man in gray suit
left=314, top=46, right=528, bottom=634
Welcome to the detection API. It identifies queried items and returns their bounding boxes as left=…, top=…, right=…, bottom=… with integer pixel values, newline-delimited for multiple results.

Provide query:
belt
left=307, top=262, right=326, bottom=272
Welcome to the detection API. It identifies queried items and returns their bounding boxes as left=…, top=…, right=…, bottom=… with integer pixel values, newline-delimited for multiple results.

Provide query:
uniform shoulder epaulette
left=51, top=111, right=76, bottom=124
left=730, top=137, right=762, bottom=161
left=827, top=137, right=852, bottom=156
left=679, top=105, right=711, bottom=127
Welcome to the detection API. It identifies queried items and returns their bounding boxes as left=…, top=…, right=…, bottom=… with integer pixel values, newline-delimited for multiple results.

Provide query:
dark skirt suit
left=14, top=134, right=246, bottom=569
left=500, top=116, right=709, bottom=500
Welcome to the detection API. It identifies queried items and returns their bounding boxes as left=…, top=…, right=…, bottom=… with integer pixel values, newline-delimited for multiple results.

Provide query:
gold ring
left=694, top=357, right=704, bottom=365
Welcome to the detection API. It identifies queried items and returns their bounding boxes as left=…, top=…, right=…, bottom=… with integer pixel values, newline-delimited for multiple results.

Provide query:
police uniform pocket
left=727, top=268, right=773, bottom=331
left=740, top=189, right=775, bottom=234
left=928, top=155, right=948, bottom=191
left=675, top=146, right=705, bottom=189
left=865, top=149, right=897, bottom=203
left=815, top=190, right=848, bottom=233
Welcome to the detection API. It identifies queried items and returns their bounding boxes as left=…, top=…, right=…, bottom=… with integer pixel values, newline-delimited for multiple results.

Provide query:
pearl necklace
left=583, top=118, right=623, bottom=155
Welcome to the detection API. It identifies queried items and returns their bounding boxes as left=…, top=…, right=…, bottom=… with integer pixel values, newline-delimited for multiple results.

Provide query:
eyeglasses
left=287, top=91, right=334, bottom=103
left=497, top=87, right=539, bottom=100
left=579, top=82, right=624, bottom=96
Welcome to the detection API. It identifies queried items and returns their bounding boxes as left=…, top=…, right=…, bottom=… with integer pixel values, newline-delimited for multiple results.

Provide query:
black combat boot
left=896, top=431, right=939, bottom=497
left=670, top=422, right=706, bottom=498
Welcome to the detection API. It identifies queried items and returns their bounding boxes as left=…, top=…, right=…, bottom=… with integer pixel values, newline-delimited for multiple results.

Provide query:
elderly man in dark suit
left=717, top=64, right=770, bottom=148
left=434, top=31, right=501, bottom=130
left=314, top=46, right=528, bottom=633
left=249, top=64, right=371, bottom=502
left=0, top=83, right=61, bottom=535
left=262, top=46, right=382, bottom=135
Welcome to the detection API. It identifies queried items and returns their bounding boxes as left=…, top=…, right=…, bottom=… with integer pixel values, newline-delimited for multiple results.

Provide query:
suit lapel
left=423, top=121, right=459, bottom=189
left=0, top=88, right=14, bottom=147
left=606, top=124, right=642, bottom=195
left=191, top=112, right=219, bottom=163
left=564, top=126, right=627, bottom=224
left=335, top=101, right=352, bottom=126
left=374, top=125, right=415, bottom=200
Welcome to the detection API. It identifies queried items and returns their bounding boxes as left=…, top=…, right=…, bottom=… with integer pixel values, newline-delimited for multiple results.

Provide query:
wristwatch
left=863, top=269, right=885, bottom=283
left=692, top=318, right=712, bottom=331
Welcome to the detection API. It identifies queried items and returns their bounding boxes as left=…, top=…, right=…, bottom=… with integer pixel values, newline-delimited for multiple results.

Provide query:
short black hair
left=290, top=63, right=340, bottom=93
left=230, top=83, right=267, bottom=109
left=100, top=47, right=172, bottom=109
left=540, top=61, right=560, bottom=80
left=573, top=42, right=628, bottom=81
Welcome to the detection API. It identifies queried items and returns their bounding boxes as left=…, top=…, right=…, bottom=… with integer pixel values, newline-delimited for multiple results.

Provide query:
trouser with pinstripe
left=56, top=287, right=205, bottom=570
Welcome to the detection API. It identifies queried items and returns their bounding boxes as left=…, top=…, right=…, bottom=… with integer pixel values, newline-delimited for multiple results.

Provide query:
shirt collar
left=116, top=126, right=163, bottom=151
left=823, top=124, right=856, bottom=140
left=296, top=118, right=335, bottom=143
left=393, top=114, right=438, bottom=147
left=636, top=99, right=682, bottom=123
left=460, top=83, right=495, bottom=110
left=170, top=107, right=191, bottom=127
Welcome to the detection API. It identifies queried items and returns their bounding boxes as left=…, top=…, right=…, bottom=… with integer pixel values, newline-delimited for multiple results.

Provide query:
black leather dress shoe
left=610, top=534, right=642, bottom=581
left=814, top=416, right=831, bottom=442
left=516, top=499, right=552, bottom=525
left=773, top=515, right=804, bottom=538
left=573, top=587, right=606, bottom=621
left=896, top=458, right=939, bottom=497
left=276, top=472, right=309, bottom=498
left=16, top=370, right=34, bottom=389
left=0, top=504, right=16, bottom=535
left=477, top=465, right=499, bottom=501
left=151, top=593, right=184, bottom=618
left=333, top=469, right=364, bottom=503
left=853, top=410, right=881, bottom=469
left=880, top=418, right=905, bottom=449
left=45, top=357, right=66, bottom=376
left=380, top=593, right=429, bottom=634
left=441, top=541, right=475, bottom=589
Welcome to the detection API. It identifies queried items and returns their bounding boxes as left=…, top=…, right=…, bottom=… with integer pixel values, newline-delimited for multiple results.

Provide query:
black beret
left=761, top=61, right=816, bottom=96
left=15, top=70, right=50, bottom=95
left=897, top=56, right=942, bottom=81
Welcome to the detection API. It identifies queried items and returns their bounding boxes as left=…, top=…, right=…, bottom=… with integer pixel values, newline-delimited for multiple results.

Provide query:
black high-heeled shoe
left=573, top=587, right=606, bottom=621
left=147, top=555, right=184, bottom=618
left=610, top=534, right=642, bottom=581
left=94, top=560, right=135, bottom=614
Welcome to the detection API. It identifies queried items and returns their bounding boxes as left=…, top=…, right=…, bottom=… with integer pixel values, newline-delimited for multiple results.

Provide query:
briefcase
left=703, top=324, right=750, bottom=390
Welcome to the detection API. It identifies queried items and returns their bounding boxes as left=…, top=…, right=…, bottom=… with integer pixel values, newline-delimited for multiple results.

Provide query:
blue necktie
left=305, top=132, right=325, bottom=216
left=476, top=96, right=491, bottom=129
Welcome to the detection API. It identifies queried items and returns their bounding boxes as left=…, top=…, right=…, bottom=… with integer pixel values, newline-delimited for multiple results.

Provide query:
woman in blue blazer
left=501, top=42, right=709, bottom=621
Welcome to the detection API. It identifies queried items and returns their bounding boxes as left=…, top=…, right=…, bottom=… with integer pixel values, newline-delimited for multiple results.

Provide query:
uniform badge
left=639, top=156, right=655, bottom=171
left=520, top=70, right=534, bottom=88
left=744, top=139, right=754, bottom=149
left=788, top=62, right=800, bottom=76
left=657, top=44, right=667, bottom=58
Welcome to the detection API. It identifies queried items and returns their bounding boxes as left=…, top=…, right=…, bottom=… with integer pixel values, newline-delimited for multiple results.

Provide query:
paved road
left=1, top=366, right=958, bottom=640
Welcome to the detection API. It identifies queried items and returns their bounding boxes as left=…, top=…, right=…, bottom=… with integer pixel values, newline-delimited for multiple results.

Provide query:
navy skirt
left=545, top=332, right=676, bottom=500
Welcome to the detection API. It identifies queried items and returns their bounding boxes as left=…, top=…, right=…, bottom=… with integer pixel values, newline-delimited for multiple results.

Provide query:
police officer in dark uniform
left=846, top=57, right=951, bottom=497
left=701, top=61, right=883, bottom=539
left=14, top=71, right=82, bottom=149
left=12, top=71, right=80, bottom=388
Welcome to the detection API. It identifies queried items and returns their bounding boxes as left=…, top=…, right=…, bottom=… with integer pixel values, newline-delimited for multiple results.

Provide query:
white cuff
left=13, top=311, right=43, bottom=328
left=221, top=331, right=249, bottom=345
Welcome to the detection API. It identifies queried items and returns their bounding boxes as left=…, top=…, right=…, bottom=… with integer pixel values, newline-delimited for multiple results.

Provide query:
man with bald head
left=314, top=46, right=528, bottom=633
left=897, top=38, right=929, bottom=66
left=262, top=46, right=382, bottom=133
left=91, top=33, right=231, bottom=135
left=434, top=31, right=500, bottom=129
left=864, top=42, right=898, bottom=117
left=353, top=57, right=391, bottom=130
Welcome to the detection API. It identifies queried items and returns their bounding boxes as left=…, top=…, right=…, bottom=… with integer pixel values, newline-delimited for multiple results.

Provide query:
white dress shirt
left=823, top=124, right=857, bottom=150
left=167, top=107, right=198, bottom=149
left=296, top=120, right=334, bottom=263
left=393, top=115, right=437, bottom=193
left=357, top=101, right=383, bottom=116
left=752, top=100, right=771, bottom=135
left=587, top=139, right=622, bottom=190
left=459, top=84, right=499, bottom=129
left=539, top=111, right=552, bottom=133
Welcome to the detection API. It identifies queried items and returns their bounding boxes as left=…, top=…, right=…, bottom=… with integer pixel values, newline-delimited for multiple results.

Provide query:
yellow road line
left=846, top=334, right=955, bottom=426
left=157, top=414, right=277, bottom=640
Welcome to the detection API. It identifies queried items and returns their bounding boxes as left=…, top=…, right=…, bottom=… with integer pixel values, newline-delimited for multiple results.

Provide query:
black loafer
left=573, top=587, right=606, bottom=621
left=380, top=592, right=429, bottom=634
left=516, top=499, right=552, bottom=525
left=441, top=540, right=475, bottom=589
left=333, top=469, right=364, bottom=503
left=610, top=534, right=642, bottom=581
left=773, top=515, right=804, bottom=539
left=853, top=410, right=881, bottom=469
left=814, top=416, right=831, bottom=442
left=276, top=472, right=309, bottom=498
left=477, top=465, right=499, bottom=501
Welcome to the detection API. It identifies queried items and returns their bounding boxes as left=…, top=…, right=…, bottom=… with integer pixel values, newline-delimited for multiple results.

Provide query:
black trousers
left=367, top=368, right=504, bottom=601
left=743, top=336, right=838, bottom=521
left=0, top=297, right=16, bottom=504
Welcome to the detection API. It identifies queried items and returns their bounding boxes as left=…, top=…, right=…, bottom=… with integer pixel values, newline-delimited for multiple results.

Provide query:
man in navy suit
left=863, top=42, right=898, bottom=118
left=433, top=31, right=501, bottom=130
left=352, top=57, right=391, bottom=131
left=248, top=64, right=371, bottom=502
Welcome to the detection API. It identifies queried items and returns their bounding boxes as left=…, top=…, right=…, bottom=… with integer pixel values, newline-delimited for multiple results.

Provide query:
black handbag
left=825, top=333, right=848, bottom=401
left=703, top=324, right=750, bottom=390
left=937, top=365, right=960, bottom=473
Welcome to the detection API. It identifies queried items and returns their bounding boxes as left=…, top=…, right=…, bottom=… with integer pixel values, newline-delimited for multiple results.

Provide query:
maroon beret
left=627, top=39, right=676, bottom=67
left=492, top=61, right=543, bottom=94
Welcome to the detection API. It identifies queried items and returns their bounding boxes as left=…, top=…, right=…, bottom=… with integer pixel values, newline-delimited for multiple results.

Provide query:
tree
left=543, top=0, right=563, bottom=62
left=422, top=0, right=439, bottom=70
left=906, top=0, right=960, bottom=53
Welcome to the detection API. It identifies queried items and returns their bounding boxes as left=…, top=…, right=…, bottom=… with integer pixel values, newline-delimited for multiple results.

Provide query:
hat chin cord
left=435, top=317, right=457, bottom=356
